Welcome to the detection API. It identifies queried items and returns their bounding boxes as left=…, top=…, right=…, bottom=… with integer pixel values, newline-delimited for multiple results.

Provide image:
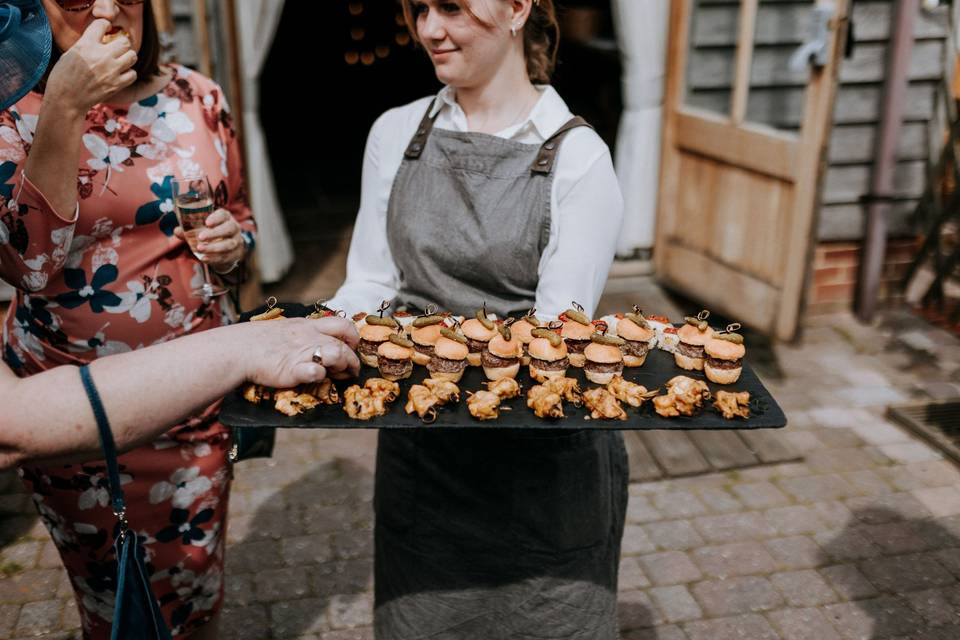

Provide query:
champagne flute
left=171, top=174, right=227, bottom=300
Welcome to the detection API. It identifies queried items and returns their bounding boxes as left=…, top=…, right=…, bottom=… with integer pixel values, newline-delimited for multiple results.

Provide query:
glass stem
left=202, top=262, right=214, bottom=301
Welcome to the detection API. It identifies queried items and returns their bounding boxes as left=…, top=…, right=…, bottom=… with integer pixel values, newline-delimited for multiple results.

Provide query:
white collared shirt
left=326, top=85, right=624, bottom=320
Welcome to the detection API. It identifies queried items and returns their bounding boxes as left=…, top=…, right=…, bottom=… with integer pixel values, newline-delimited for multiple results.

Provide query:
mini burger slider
left=482, top=321, right=523, bottom=381
left=511, top=310, right=540, bottom=366
left=378, top=334, right=415, bottom=382
left=102, top=26, right=131, bottom=44
left=528, top=327, right=570, bottom=382
left=461, top=308, right=498, bottom=367
left=584, top=333, right=625, bottom=385
left=615, top=310, right=656, bottom=367
left=358, top=315, right=400, bottom=368
left=428, top=328, right=470, bottom=383
left=704, top=325, right=746, bottom=385
left=674, top=310, right=714, bottom=371
left=560, top=305, right=594, bottom=368
left=409, top=314, right=446, bottom=366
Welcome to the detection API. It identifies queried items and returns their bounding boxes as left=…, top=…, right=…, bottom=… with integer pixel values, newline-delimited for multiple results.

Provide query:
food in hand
left=704, top=324, right=745, bottom=385
left=606, top=375, right=657, bottom=408
left=583, top=387, right=627, bottom=421
left=714, top=390, right=751, bottom=419
left=485, top=377, right=521, bottom=400
left=467, top=389, right=503, bottom=421
left=102, top=27, right=131, bottom=44
left=584, top=333, right=625, bottom=384
left=528, top=327, right=569, bottom=381
left=377, top=334, right=414, bottom=381
left=675, top=310, right=714, bottom=371
left=242, top=384, right=272, bottom=405
left=300, top=378, right=340, bottom=405
left=274, top=390, right=320, bottom=417
left=560, top=303, right=594, bottom=368
left=428, top=328, right=470, bottom=383
left=653, top=375, right=712, bottom=417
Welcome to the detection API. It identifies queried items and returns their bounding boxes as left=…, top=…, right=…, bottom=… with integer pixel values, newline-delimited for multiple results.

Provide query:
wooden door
left=655, top=0, right=850, bottom=340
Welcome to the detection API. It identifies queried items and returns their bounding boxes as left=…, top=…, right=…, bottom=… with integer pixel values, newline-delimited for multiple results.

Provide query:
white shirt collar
left=429, top=85, right=572, bottom=140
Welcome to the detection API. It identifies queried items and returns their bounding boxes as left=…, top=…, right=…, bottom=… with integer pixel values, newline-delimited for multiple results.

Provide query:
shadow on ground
left=818, top=506, right=960, bottom=639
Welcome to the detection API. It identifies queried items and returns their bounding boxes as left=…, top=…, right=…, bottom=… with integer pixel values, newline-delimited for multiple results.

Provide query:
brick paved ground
left=3, top=307, right=960, bottom=639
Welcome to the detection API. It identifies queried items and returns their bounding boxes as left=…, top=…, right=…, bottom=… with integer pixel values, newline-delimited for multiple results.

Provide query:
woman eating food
left=1, top=1, right=253, bottom=636
left=326, top=0, right=626, bottom=636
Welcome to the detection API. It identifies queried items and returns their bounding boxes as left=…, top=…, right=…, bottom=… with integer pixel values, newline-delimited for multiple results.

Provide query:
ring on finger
left=312, top=348, right=324, bottom=366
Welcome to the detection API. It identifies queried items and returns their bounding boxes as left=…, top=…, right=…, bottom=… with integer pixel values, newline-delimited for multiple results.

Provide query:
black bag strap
left=79, top=365, right=128, bottom=533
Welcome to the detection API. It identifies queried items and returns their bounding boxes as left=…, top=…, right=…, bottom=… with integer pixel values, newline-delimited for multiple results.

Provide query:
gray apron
left=376, top=101, right=628, bottom=639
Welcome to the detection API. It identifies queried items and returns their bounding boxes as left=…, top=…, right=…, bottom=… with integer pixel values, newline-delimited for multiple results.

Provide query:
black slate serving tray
left=221, top=303, right=786, bottom=431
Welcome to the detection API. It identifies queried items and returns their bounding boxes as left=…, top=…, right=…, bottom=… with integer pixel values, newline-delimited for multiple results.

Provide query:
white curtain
left=235, top=0, right=292, bottom=283
left=611, top=0, right=670, bottom=256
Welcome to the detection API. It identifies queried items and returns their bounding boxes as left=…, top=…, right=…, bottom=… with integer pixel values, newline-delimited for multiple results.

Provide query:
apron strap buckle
left=531, top=116, right=592, bottom=175
left=405, top=99, right=440, bottom=160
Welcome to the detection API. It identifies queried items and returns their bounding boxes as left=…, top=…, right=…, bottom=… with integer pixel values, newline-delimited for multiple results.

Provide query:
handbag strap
left=79, top=365, right=128, bottom=533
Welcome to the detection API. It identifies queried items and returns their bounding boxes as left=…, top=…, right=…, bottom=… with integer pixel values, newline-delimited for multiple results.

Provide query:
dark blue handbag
left=79, top=365, right=173, bottom=640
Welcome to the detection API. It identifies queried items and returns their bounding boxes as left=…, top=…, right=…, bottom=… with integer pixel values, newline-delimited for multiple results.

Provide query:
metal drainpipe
left=856, top=0, right=918, bottom=321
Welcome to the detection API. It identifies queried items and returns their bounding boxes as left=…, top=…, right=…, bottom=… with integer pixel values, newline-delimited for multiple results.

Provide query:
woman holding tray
left=326, top=0, right=626, bottom=636
left=0, top=1, right=253, bottom=637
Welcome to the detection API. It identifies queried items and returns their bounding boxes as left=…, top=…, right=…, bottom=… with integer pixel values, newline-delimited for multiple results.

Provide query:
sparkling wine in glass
left=171, top=174, right=227, bottom=300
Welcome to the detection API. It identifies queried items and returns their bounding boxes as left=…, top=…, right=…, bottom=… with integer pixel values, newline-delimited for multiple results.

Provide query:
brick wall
left=807, top=238, right=920, bottom=315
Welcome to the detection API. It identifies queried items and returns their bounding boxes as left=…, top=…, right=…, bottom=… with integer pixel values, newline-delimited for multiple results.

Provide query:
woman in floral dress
left=0, top=3, right=254, bottom=638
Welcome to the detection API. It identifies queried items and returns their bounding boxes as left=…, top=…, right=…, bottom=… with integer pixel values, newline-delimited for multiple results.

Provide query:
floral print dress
left=0, top=64, right=255, bottom=638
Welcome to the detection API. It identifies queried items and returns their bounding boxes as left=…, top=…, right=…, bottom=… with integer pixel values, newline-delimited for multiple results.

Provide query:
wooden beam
left=731, top=0, right=759, bottom=124
left=654, top=0, right=694, bottom=279
left=221, top=0, right=261, bottom=309
left=776, top=0, right=851, bottom=341
left=193, top=0, right=213, bottom=78
left=676, top=109, right=799, bottom=181
left=150, top=0, right=173, bottom=34
left=222, top=0, right=245, bottom=148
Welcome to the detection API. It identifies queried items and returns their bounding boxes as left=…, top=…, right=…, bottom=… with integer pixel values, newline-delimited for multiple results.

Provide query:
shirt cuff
left=19, top=172, right=80, bottom=224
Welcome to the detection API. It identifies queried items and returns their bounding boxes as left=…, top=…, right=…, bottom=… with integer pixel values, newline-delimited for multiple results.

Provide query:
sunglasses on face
left=54, top=0, right=144, bottom=12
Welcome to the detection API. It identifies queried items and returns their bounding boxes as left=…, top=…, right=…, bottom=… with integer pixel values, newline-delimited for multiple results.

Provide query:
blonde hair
left=400, top=0, right=560, bottom=84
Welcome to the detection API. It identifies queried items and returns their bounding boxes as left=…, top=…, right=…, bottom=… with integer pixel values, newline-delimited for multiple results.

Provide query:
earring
left=511, top=24, right=517, bottom=37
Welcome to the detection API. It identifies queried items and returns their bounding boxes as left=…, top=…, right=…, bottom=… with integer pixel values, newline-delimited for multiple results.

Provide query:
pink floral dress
left=0, top=64, right=255, bottom=638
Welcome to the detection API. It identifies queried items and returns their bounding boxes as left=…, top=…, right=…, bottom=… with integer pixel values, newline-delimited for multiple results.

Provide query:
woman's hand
left=175, top=208, right=246, bottom=273
left=243, top=317, right=361, bottom=388
left=45, top=20, right=138, bottom=114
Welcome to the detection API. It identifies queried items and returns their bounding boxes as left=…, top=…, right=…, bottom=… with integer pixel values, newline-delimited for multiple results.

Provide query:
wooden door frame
left=655, top=0, right=850, bottom=341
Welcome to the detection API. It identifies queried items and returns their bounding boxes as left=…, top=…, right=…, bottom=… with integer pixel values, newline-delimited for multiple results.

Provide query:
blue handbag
left=79, top=365, right=173, bottom=640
